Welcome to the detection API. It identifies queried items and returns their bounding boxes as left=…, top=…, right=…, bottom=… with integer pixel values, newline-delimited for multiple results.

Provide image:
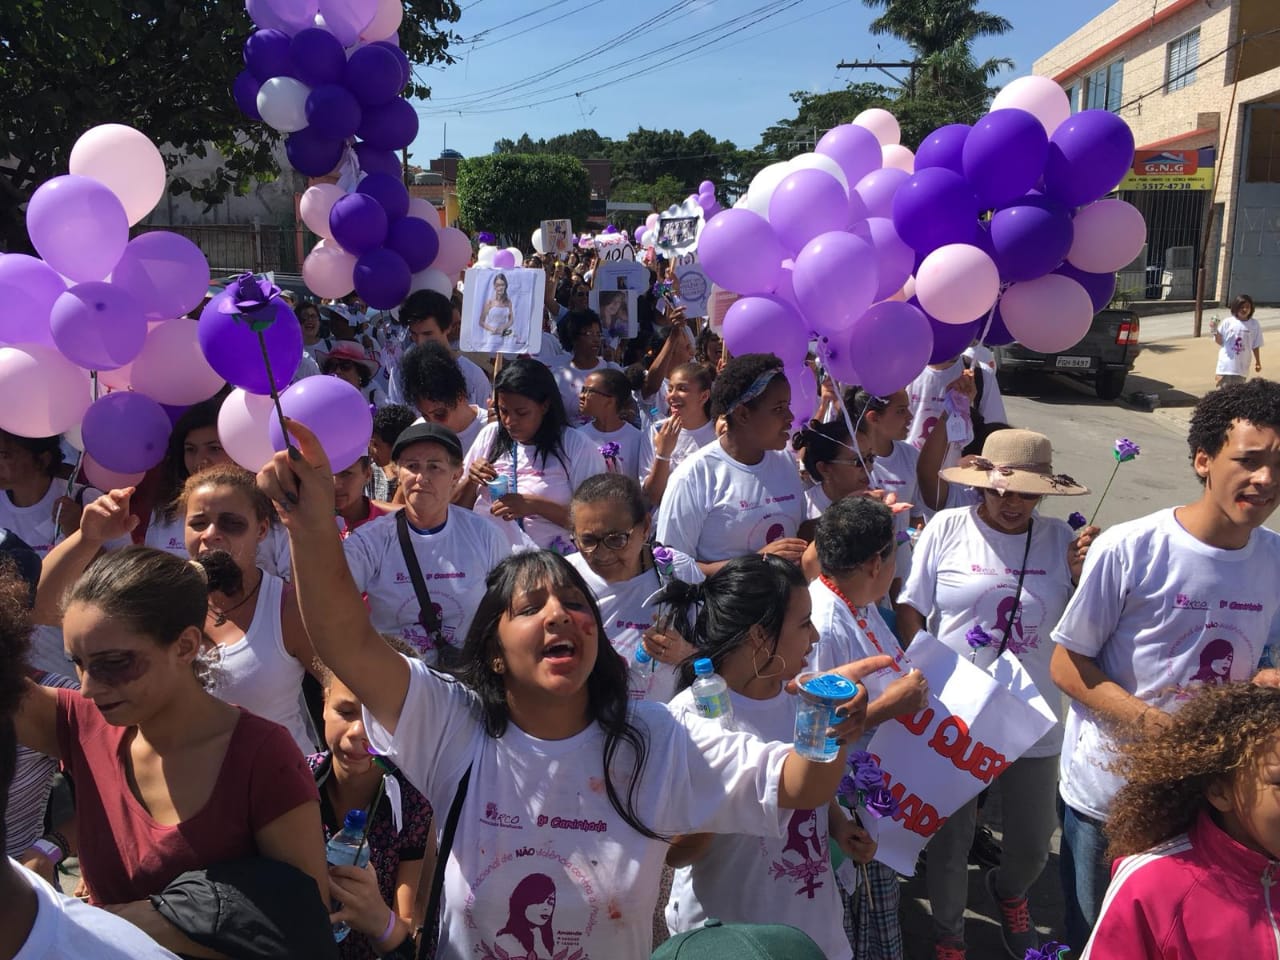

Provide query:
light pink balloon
left=360, top=0, right=403, bottom=40
left=0, top=344, right=93, bottom=437
left=218, top=388, right=279, bottom=472
left=1001, top=274, right=1093, bottom=353
left=854, top=108, right=901, bottom=147
left=407, top=197, right=437, bottom=223
left=301, top=184, right=346, bottom=239
left=69, top=124, right=166, bottom=227
left=409, top=267, right=453, bottom=297
left=434, top=227, right=473, bottom=275
left=130, top=319, right=226, bottom=405
left=303, top=239, right=357, bottom=298
left=991, top=76, right=1072, bottom=136
left=1067, top=199, right=1146, bottom=273
left=97, top=361, right=134, bottom=392
left=83, top=453, right=146, bottom=492
left=881, top=144, right=915, bottom=174
left=915, top=244, right=1001, bottom=325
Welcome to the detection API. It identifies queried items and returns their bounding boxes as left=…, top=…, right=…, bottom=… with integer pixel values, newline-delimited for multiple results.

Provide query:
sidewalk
left=1123, top=306, right=1280, bottom=426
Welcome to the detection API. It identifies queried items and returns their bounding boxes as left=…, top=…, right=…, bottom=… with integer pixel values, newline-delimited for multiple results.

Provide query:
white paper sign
left=861, top=632, right=1057, bottom=876
left=540, top=219, right=573, bottom=261
left=594, top=260, right=650, bottom=295
left=674, top=264, right=710, bottom=318
left=459, top=267, right=543, bottom=355
left=589, top=287, right=638, bottom=341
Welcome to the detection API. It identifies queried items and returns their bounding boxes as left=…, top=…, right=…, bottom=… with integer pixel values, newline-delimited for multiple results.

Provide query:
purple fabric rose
left=218, top=272, right=282, bottom=331
left=837, top=774, right=858, bottom=802
left=652, top=545, right=675, bottom=566
left=853, top=763, right=884, bottom=792
left=864, top=785, right=900, bottom=820
left=966, top=624, right=993, bottom=650
left=600, top=441, right=621, bottom=460
left=1113, top=437, right=1140, bottom=462
left=1067, top=511, right=1087, bottom=531
left=847, top=750, right=876, bottom=770
left=1024, top=941, right=1070, bottom=960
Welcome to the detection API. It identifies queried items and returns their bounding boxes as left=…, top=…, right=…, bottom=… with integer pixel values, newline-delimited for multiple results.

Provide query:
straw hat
left=939, top=429, right=1089, bottom=497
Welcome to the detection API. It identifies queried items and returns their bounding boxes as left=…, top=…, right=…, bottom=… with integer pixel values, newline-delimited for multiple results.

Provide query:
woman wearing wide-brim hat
left=897, top=429, right=1100, bottom=960
left=316, top=341, right=388, bottom=411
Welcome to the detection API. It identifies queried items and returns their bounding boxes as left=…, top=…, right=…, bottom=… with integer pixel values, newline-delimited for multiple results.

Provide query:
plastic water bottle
left=635, top=646, right=654, bottom=666
left=691, top=658, right=735, bottom=728
left=326, top=809, right=371, bottom=942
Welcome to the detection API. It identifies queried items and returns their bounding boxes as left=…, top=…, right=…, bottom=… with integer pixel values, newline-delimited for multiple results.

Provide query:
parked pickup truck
left=993, top=308, right=1141, bottom=400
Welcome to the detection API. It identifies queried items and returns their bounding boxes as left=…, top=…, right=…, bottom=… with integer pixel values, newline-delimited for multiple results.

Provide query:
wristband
left=654, top=454, right=671, bottom=462
left=31, top=838, right=63, bottom=866
left=376, top=909, right=398, bottom=945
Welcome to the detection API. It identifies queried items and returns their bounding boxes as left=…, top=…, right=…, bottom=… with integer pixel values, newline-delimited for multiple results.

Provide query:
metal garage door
left=1230, top=102, right=1280, bottom=302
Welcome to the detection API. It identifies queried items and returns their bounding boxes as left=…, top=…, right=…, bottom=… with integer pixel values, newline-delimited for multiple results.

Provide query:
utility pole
left=837, top=59, right=920, bottom=98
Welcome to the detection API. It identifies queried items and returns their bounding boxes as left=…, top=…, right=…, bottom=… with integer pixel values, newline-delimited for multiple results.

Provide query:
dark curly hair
left=710, top=353, right=785, bottom=420
left=0, top=430, right=64, bottom=479
left=372, top=404, right=418, bottom=447
left=399, top=341, right=468, bottom=409
left=1187, top=379, right=1280, bottom=483
left=816, top=496, right=894, bottom=574
left=449, top=551, right=663, bottom=840
left=792, top=417, right=870, bottom=484
left=1107, top=682, right=1280, bottom=861
left=559, top=309, right=602, bottom=353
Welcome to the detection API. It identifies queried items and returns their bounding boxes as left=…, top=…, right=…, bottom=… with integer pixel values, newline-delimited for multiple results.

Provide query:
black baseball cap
left=392, top=422, right=463, bottom=462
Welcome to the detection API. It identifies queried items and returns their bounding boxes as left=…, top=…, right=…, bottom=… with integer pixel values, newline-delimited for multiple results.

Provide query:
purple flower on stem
left=652, top=545, right=674, bottom=566
left=864, top=785, right=900, bottom=820
left=966, top=624, right=993, bottom=650
left=853, top=764, right=884, bottom=792
left=1113, top=437, right=1141, bottom=463
left=1067, top=511, right=1087, bottom=531
left=1024, top=942, right=1070, bottom=960
left=837, top=774, right=858, bottom=802
left=218, top=272, right=281, bottom=332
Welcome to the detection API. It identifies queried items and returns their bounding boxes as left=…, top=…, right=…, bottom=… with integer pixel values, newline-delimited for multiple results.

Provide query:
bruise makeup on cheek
left=81, top=652, right=150, bottom=687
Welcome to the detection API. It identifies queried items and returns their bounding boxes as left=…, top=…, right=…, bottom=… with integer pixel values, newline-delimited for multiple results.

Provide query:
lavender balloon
left=26, top=175, right=129, bottom=283
left=845, top=300, right=933, bottom=395
left=112, top=231, right=211, bottom=320
left=721, top=297, right=809, bottom=367
left=815, top=124, right=883, bottom=189
left=854, top=167, right=910, bottom=220
left=0, top=254, right=64, bottom=346
left=698, top=209, right=786, bottom=296
left=50, top=282, right=147, bottom=370
left=852, top=217, right=914, bottom=302
left=768, top=168, right=849, bottom=255
left=268, top=375, right=374, bottom=475
left=197, top=285, right=302, bottom=395
left=82, top=392, right=173, bottom=473
left=792, top=231, right=878, bottom=335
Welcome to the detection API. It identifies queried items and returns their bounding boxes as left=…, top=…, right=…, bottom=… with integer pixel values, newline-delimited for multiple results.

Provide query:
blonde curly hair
left=1107, top=682, right=1280, bottom=861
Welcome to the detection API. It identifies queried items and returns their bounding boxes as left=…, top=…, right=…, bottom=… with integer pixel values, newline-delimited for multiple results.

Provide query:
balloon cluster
left=697, top=78, right=1143, bottom=407
left=630, top=182, right=723, bottom=249
left=235, top=0, right=472, bottom=308
left=0, top=124, right=224, bottom=487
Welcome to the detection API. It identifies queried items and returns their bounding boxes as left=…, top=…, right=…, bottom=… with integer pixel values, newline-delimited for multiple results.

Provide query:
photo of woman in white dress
left=478, top=273, right=516, bottom=351
left=461, top=267, right=541, bottom=355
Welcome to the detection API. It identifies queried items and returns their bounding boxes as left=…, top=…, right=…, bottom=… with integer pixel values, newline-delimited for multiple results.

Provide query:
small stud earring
left=491, top=658, right=505, bottom=674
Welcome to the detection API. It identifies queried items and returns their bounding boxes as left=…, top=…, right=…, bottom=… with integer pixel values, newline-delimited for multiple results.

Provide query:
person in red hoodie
left=1083, top=682, right=1280, bottom=958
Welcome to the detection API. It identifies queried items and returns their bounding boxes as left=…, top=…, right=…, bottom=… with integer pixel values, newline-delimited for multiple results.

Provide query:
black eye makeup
left=73, top=651, right=150, bottom=687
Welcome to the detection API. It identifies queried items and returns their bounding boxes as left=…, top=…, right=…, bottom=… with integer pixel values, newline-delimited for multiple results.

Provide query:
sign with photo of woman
left=588, top=288, right=638, bottom=342
left=460, top=267, right=543, bottom=355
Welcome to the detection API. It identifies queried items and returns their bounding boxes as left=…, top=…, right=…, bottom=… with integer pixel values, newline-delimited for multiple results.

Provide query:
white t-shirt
left=1216, top=316, right=1264, bottom=377
left=1053, top=508, right=1280, bottom=819
left=567, top=548, right=703, bottom=703
left=343, top=507, right=509, bottom=662
left=143, top=515, right=293, bottom=581
left=463, top=422, right=605, bottom=551
left=665, top=689, right=850, bottom=960
left=458, top=354, right=493, bottom=409
left=553, top=358, right=621, bottom=420
left=638, top=419, right=717, bottom=489
left=900, top=505, right=1075, bottom=758
left=0, top=482, right=116, bottom=558
left=574, top=421, right=643, bottom=482
left=364, top=660, right=792, bottom=960
left=906, top=359, right=1006, bottom=451
left=656, top=442, right=804, bottom=564
left=872, top=441, right=922, bottom=582
left=10, top=860, right=182, bottom=959
left=803, top=483, right=831, bottom=521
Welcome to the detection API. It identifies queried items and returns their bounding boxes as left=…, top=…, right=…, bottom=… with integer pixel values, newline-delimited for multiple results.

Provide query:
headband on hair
left=726, top=369, right=781, bottom=415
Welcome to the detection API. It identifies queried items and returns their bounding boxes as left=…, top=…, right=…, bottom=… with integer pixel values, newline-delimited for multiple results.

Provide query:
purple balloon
left=353, top=247, right=411, bottom=310
left=982, top=304, right=1017, bottom=347
left=329, top=193, right=389, bottom=255
left=197, top=290, right=302, bottom=395
left=357, top=98, right=419, bottom=151
left=344, top=44, right=404, bottom=106
left=792, top=231, right=879, bottom=337
left=852, top=217, right=915, bottom=302
left=698, top=208, right=786, bottom=296
left=243, top=29, right=294, bottom=82
left=82, top=392, right=172, bottom=473
left=816, top=124, right=883, bottom=189
left=988, top=203, right=1075, bottom=282
left=50, top=282, right=147, bottom=370
left=1053, top=261, right=1116, bottom=313
left=768, top=168, right=849, bottom=256
left=285, top=128, right=344, bottom=177
left=854, top=167, right=909, bottom=220
left=233, top=69, right=263, bottom=121
left=492, top=250, right=516, bottom=269
left=354, top=143, right=401, bottom=179
left=816, top=335, right=860, bottom=386
left=111, top=231, right=211, bottom=320
left=962, top=109, right=1049, bottom=211
left=919, top=305, right=982, bottom=364
left=385, top=216, right=439, bottom=272
left=268, top=375, right=374, bottom=473
left=306, top=84, right=362, bottom=141
left=371, top=41, right=411, bottom=91
left=356, top=172, right=410, bottom=221
left=0, top=254, right=65, bottom=346
left=845, top=300, right=933, bottom=395
left=1043, top=110, right=1137, bottom=208
left=26, top=175, right=129, bottom=283
left=892, top=168, right=980, bottom=255
left=290, top=28, right=347, bottom=87
left=721, top=297, right=809, bottom=367
left=915, top=124, right=970, bottom=175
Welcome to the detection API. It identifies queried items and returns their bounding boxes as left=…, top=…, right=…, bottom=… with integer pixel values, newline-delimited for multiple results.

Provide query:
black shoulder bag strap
left=395, top=510, right=448, bottom=658
left=415, top=764, right=472, bottom=960
left=995, top=519, right=1034, bottom=657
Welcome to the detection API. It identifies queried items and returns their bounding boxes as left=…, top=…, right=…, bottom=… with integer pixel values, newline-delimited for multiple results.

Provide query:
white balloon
left=504, top=246, right=524, bottom=264
left=531, top=228, right=546, bottom=255
left=256, top=77, right=311, bottom=133
left=218, top=388, right=278, bottom=473
left=854, top=108, right=902, bottom=147
left=476, top=245, right=497, bottom=268
left=410, top=267, right=453, bottom=298
left=745, top=162, right=791, bottom=217
left=786, top=152, right=849, bottom=194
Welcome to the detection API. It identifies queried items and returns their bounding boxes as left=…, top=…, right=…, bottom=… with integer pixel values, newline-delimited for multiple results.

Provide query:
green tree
left=0, top=1, right=460, bottom=248
left=610, top=174, right=688, bottom=213
left=456, top=153, right=590, bottom=245
left=758, top=84, right=897, bottom=163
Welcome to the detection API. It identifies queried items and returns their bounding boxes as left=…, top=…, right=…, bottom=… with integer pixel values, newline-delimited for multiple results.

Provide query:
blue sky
left=406, top=0, right=1115, bottom=162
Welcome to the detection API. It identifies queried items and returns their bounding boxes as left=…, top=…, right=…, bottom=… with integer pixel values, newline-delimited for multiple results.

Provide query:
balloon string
left=975, top=282, right=1009, bottom=350
left=54, top=372, right=98, bottom=543
left=255, top=331, right=297, bottom=458
left=831, top=377, right=872, bottom=479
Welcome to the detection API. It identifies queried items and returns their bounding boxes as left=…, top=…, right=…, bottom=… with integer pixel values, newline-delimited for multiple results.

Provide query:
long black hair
left=649, top=554, right=807, bottom=690
left=450, top=551, right=662, bottom=840
left=488, top=357, right=572, bottom=473
left=155, top=391, right=231, bottom=522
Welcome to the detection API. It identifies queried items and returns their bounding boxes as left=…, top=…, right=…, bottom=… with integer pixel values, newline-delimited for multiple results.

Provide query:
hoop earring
left=754, top=651, right=788, bottom=681
left=491, top=658, right=505, bottom=675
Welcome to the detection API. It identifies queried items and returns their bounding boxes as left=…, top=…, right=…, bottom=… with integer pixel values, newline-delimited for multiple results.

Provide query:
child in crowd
left=1214, top=293, right=1263, bottom=387
left=369, top=404, right=417, bottom=501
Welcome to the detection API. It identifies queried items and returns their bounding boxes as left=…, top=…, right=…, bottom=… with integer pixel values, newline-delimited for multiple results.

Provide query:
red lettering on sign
left=887, top=779, right=948, bottom=839
left=926, top=714, right=1008, bottom=784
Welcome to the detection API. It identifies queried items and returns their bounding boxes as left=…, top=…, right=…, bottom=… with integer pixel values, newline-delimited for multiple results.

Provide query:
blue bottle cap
left=693, top=658, right=713, bottom=676
left=343, top=809, right=368, bottom=831
left=635, top=647, right=653, bottom=664
left=799, top=673, right=857, bottom=703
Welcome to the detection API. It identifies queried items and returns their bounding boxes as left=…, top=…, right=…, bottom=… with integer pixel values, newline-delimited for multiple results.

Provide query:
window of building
left=1165, top=28, right=1200, bottom=93
left=1064, top=83, right=1079, bottom=114
left=1086, top=59, right=1124, bottom=112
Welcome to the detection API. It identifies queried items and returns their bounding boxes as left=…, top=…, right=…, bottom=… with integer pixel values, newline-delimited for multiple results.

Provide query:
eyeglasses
left=572, top=525, right=638, bottom=554
left=325, top=359, right=358, bottom=373
left=580, top=386, right=610, bottom=398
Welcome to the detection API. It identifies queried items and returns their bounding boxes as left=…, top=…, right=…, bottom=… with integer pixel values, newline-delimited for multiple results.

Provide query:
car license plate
left=1056, top=356, right=1091, bottom=369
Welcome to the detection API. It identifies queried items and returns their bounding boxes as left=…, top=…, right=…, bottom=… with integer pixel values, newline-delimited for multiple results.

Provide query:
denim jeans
left=1057, top=798, right=1112, bottom=950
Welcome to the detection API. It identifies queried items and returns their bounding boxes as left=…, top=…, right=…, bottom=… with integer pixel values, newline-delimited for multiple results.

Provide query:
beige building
left=1034, top=0, right=1280, bottom=304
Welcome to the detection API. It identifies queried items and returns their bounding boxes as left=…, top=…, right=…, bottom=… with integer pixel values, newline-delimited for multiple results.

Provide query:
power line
left=468, top=0, right=613, bottom=52
left=456, top=0, right=576, bottom=46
